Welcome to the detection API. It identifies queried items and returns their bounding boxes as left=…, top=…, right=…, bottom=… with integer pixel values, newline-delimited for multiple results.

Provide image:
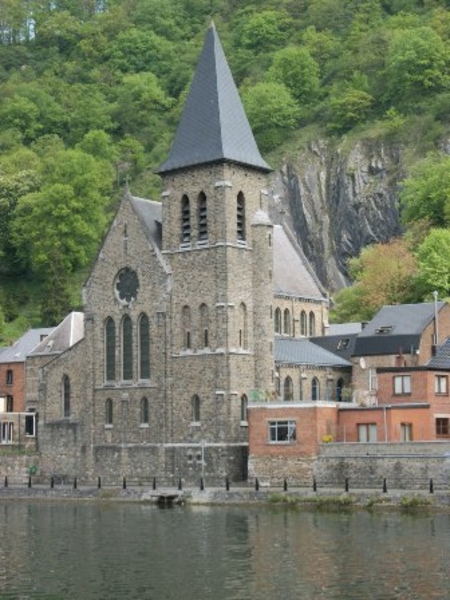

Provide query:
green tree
left=332, top=238, right=419, bottom=322
left=267, top=46, right=320, bottom=106
left=327, top=87, right=374, bottom=132
left=400, top=153, right=450, bottom=227
left=385, top=27, right=450, bottom=106
left=416, top=228, right=450, bottom=297
left=237, top=9, right=292, bottom=52
left=242, top=81, right=300, bottom=151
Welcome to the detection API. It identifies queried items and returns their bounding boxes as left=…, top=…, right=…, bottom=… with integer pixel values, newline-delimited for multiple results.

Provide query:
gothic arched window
left=181, top=195, right=191, bottom=243
left=105, top=398, right=113, bottom=425
left=274, top=308, right=282, bottom=334
left=309, top=311, right=316, bottom=337
left=284, top=376, right=293, bottom=401
left=139, top=314, right=150, bottom=379
left=105, top=317, right=116, bottom=381
left=140, top=397, right=149, bottom=424
left=312, top=377, right=320, bottom=401
left=237, top=192, right=246, bottom=241
left=198, top=192, right=208, bottom=241
left=192, top=395, right=201, bottom=423
left=300, top=311, right=307, bottom=336
left=182, top=305, right=191, bottom=349
left=238, top=302, right=248, bottom=349
left=122, top=315, right=133, bottom=380
left=199, top=304, right=209, bottom=348
left=283, top=309, right=291, bottom=335
left=240, top=394, right=248, bottom=422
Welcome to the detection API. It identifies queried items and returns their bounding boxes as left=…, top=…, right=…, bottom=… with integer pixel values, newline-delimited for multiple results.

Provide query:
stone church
left=27, top=24, right=332, bottom=483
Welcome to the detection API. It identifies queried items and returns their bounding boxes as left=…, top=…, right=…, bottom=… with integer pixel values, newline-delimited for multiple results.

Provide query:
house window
left=337, top=338, right=350, bottom=350
left=435, top=375, right=448, bottom=395
left=192, top=395, right=200, bottom=423
left=105, top=317, right=116, bottom=381
left=269, top=420, right=296, bottom=443
left=393, top=375, right=411, bottom=395
left=237, top=192, right=246, bottom=241
left=311, top=377, right=320, bottom=401
left=436, top=417, right=449, bottom=437
left=357, top=423, right=377, bottom=442
left=140, top=397, right=149, bottom=424
left=6, top=370, right=13, bottom=385
left=139, top=314, right=150, bottom=379
left=122, top=315, right=133, bottom=380
left=283, top=309, right=291, bottom=335
left=369, top=368, right=377, bottom=392
left=6, top=395, right=13, bottom=412
left=299, top=311, right=307, bottom=336
left=105, top=398, right=113, bottom=425
left=309, top=311, right=316, bottom=336
left=181, top=195, right=191, bottom=243
left=63, top=375, right=70, bottom=418
left=336, top=378, right=345, bottom=402
left=240, top=394, right=248, bottom=423
left=284, top=376, right=293, bottom=401
left=25, top=411, right=36, bottom=437
left=198, top=192, right=208, bottom=241
left=400, top=423, right=413, bottom=442
left=0, top=422, right=13, bottom=444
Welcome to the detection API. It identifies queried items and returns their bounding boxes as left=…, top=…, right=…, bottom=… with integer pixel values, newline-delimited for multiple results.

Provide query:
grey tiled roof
left=310, top=334, right=359, bottom=362
left=30, top=312, right=84, bottom=355
left=158, top=23, right=271, bottom=174
left=353, top=302, right=445, bottom=357
left=275, top=337, right=352, bottom=367
left=328, top=323, right=363, bottom=336
left=0, top=328, right=54, bottom=363
left=131, top=196, right=162, bottom=249
left=273, top=225, right=325, bottom=300
left=428, top=337, right=450, bottom=369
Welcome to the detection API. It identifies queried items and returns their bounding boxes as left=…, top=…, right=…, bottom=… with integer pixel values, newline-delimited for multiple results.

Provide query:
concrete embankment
left=1, top=484, right=450, bottom=511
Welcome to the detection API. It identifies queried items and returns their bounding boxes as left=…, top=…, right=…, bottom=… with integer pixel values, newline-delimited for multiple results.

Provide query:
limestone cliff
left=269, top=139, right=404, bottom=292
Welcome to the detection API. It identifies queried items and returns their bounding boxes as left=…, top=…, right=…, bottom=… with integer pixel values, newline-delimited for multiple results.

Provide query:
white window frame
left=393, top=375, right=411, bottom=395
left=357, top=423, right=377, bottom=443
left=268, top=420, right=296, bottom=443
left=435, top=375, right=448, bottom=395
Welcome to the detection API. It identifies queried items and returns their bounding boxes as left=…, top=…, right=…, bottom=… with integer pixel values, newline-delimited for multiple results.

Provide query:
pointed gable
left=158, top=23, right=271, bottom=174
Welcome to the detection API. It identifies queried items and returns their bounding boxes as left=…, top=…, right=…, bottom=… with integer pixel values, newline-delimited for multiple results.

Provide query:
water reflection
left=0, top=502, right=448, bottom=599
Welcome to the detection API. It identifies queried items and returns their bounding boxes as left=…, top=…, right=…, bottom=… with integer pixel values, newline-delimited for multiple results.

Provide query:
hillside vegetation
left=1, top=0, right=450, bottom=341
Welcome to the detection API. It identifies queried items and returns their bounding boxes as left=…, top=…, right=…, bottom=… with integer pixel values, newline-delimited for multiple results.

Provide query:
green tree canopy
left=416, top=228, right=450, bottom=298
left=400, top=153, right=450, bottom=227
left=267, top=46, right=320, bottom=106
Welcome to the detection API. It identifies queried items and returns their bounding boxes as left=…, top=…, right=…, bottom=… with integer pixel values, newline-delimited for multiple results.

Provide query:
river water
left=0, top=501, right=448, bottom=600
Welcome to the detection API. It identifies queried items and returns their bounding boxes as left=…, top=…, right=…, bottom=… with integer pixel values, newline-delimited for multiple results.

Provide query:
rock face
left=269, top=139, right=404, bottom=292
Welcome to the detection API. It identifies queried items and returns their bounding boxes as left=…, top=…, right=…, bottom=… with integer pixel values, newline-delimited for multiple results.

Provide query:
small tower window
left=198, top=192, right=208, bottom=241
left=312, top=377, right=320, bottom=401
left=237, top=192, right=246, bottom=241
left=192, top=395, right=201, bottom=423
left=181, top=195, right=191, bottom=243
left=182, top=305, right=191, bottom=350
left=63, top=375, right=70, bottom=418
left=200, top=304, right=209, bottom=348
left=105, top=398, right=113, bottom=425
left=283, top=309, right=291, bottom=335
left=240, top=394, right=248, bottom=422
left=300, top=311, right=307, bottom=336
left=140, top=397, right=149, bottom=424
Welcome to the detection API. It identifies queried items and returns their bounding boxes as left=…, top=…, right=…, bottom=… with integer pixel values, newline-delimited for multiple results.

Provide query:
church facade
left=26, top=24, right=330, bottom=483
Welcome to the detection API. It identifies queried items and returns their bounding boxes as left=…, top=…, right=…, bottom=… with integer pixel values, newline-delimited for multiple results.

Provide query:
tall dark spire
left=158, top=23, right=271, bottom=174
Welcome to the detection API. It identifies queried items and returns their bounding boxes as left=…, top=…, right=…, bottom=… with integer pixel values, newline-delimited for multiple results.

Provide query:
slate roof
left=310, top=334, right=359, bottom=362
left=157, top=23, right=271, bottom=174
left=131, top=195, right=162, bottom=249
left=273, top=225, right=325, bottom=300
left=353, top=302, right=445, bottom=357
left=328, top=323, right=363, bottom=336
left=427, top=337, right=450, bottom=369
left=275, top=337, right=352, bottom=368
left=0, top=328, right=54, bottom=363
left=30, top=312, right=84, bottom=356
